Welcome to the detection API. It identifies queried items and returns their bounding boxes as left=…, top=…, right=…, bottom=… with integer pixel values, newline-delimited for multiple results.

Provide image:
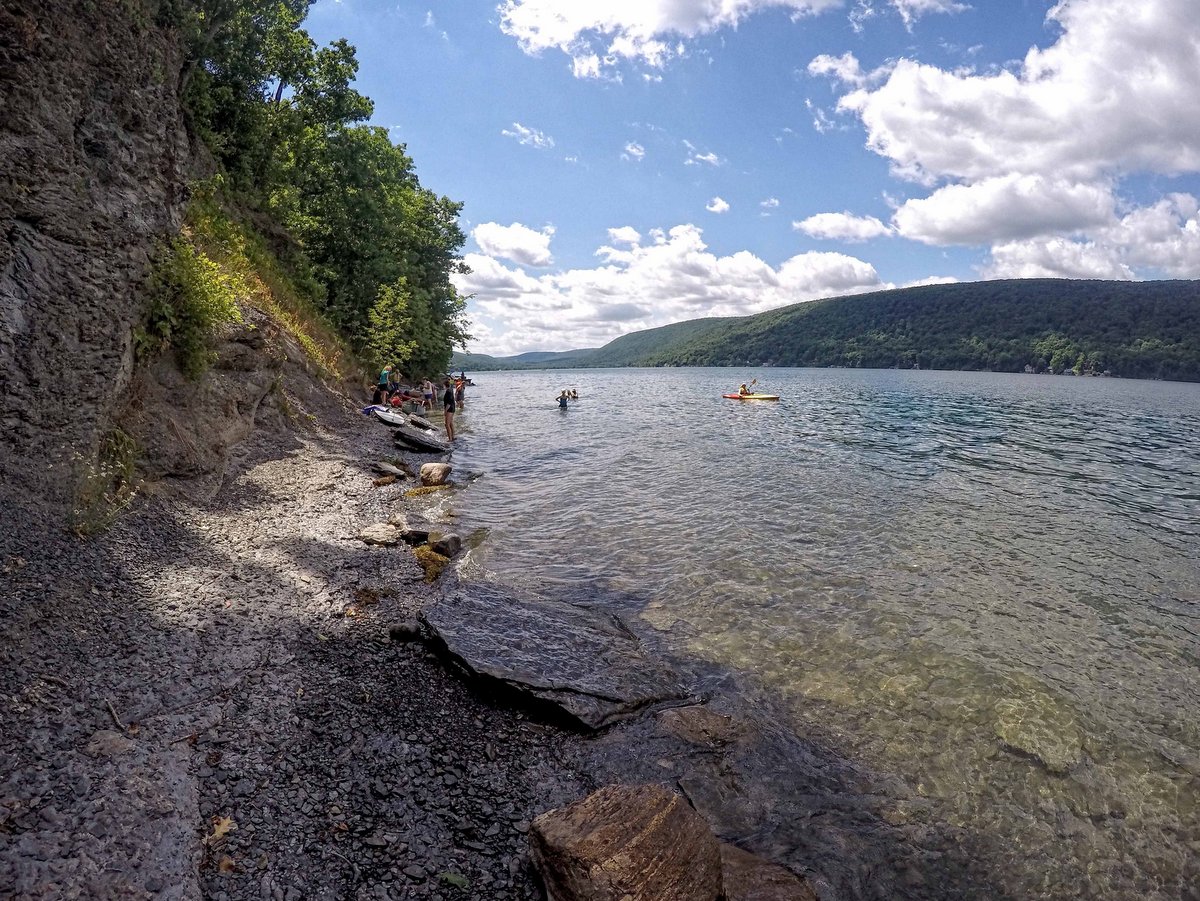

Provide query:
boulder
left=720, top=843, right=818, bottom=901
left=358, top=524, right=401, bottom=547
left=529, top=784, right=723, bottom=901
left=386, top=513, right=432, bottom=546
left=422, top=584, right=686, bottom=730
left=419, top=463, right=452, bottom=486
left=429, top=531, right=462, bottom=558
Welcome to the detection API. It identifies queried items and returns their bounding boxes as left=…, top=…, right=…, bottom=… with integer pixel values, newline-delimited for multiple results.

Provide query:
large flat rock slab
left=422, top=584, right=687, bottom=729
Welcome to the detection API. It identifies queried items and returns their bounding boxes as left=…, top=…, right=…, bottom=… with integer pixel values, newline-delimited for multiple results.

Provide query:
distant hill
left=454, top=279, right=1200, bottom=381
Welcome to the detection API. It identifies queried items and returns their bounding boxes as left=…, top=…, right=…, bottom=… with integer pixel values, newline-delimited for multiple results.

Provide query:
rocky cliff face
left=0, top=0, right=190, bottom=513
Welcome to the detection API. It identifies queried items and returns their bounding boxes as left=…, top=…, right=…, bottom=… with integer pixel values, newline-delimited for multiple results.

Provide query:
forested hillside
left=176, top=0, right=469, bottom=376
left=457, top=280, right=1200, bottom=381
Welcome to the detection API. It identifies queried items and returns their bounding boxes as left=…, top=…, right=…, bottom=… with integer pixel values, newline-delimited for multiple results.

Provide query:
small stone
left=389, top=620, right=423, bottom=642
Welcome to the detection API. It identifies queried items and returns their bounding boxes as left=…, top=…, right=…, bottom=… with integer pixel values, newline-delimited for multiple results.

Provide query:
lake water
left=444, top=367, right=1200, bottom=900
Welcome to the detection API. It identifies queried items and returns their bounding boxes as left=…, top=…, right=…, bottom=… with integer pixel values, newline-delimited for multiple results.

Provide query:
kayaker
left=738, top=383, right=751, bottom=396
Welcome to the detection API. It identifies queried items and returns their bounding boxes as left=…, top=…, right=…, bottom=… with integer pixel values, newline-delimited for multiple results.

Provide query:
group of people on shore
left=374, top=366, right=466, bottom=441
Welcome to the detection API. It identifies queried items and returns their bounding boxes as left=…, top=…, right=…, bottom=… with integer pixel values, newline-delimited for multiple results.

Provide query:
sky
left=304, top=0, right=1200, bottom=356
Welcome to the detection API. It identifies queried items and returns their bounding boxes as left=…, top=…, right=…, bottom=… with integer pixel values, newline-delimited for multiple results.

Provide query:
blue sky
left=305, top=0, right=1200, bottom=355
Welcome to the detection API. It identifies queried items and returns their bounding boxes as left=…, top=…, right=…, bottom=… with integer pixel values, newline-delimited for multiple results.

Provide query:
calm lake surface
left=446, top=368, right=1199, bottom=900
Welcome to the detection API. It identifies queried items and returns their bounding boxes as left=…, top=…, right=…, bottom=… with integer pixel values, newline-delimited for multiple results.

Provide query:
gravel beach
left=0, top=405, right=590, bottom=900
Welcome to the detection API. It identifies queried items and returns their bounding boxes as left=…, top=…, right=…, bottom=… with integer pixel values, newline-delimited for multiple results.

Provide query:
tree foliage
left=640, top=279, right=1200, bottom=381
left=172, top=0, right=469, bottom=377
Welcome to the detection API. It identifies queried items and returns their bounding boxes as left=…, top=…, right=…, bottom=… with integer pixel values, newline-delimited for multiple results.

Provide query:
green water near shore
left=451, top=367, right=1200, bottom=899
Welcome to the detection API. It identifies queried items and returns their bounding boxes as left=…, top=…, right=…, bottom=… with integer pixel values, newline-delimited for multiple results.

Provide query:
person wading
left=442, top=378, right=456, bottom=441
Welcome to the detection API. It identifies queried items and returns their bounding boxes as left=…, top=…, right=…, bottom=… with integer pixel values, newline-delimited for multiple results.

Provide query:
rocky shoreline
left=0, top=390, right=997, bottom=900
left=0, top=405, right=594, bottom=899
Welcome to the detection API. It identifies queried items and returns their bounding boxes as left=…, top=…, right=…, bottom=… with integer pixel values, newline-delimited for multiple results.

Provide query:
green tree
left=363, top=278, right=417, bottom=371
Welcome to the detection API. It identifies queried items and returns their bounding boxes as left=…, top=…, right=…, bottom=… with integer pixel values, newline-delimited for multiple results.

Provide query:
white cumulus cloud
left=498, top=1, right=842, bottom=77
left=473, top=222, right=556, bottom=267
left=453, top=224, right=886, bottom=355
left=795, top=212, right=893, bottom=241
left=812, top=0, right=1200, bottom=279
left=706, top=197, right=731, bottom=213
left=607, top=226, right=642, bottom=245
left=892, top=175, right=1116, bottom=246
left=833, top=0, right=1200, bottom=184
left=497, top=0, right=965, bottom=77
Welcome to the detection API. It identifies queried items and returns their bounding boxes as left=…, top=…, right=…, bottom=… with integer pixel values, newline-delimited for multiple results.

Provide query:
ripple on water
left=452, top=368, right=1200, bottom=899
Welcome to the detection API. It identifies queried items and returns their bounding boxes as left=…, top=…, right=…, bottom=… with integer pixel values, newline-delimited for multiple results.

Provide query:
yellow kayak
left=723, top=393, right=780, bottom=400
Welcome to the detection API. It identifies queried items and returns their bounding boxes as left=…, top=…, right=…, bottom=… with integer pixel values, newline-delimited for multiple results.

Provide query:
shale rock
left=371, top=461, right=405, bottom=477
left=529, top=784, right=723, bottom=901
left=358, top=523, right=401, bottom=546
left=422, top=584, right=686, bottom=729
left=0, top=0, right=189, bottom=512
left=659, top=706, right=745, bottom=747
left=386, top=513, right=431, bottom=545
left=720, top=842, right=818, bottom=901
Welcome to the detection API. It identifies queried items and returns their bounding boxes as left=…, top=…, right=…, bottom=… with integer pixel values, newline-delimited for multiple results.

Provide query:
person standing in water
left=442, top=378, right=456, bottom=441
left=557, top=390, right=569, bottom=409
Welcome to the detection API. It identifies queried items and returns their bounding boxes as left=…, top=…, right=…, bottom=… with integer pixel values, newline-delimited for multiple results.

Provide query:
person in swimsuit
left=442, top=378, right=456, bottom=441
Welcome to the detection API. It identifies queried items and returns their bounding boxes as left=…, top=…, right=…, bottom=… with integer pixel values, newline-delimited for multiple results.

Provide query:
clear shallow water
left=447, top=368, right=1200, bottom=899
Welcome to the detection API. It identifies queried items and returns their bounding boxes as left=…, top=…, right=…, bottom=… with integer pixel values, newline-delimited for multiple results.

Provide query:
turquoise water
left=446, top=368, right=1200, bottom=899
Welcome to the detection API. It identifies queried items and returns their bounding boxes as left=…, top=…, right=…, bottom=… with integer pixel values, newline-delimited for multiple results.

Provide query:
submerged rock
left=720, top=842, right=818, bottom=901
left=658, top=706, right=746, bottom=747
left=422, top=584, right=686, bottom=730
left=993, top=693, right=1083, bottom=774
left=529, top=784, right=723, bottom=901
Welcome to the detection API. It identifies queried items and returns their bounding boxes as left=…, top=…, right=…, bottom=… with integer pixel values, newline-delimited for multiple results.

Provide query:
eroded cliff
left=0, top=0, right=190, bottom=513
